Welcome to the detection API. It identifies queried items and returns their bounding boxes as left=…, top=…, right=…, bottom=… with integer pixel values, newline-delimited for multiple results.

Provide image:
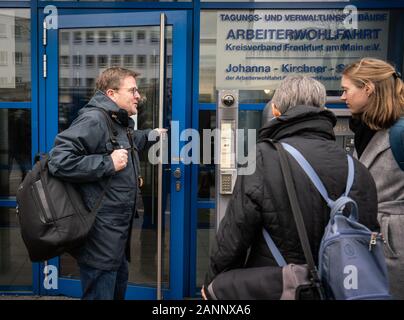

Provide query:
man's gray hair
left=271, top=75, right=326, bottom=114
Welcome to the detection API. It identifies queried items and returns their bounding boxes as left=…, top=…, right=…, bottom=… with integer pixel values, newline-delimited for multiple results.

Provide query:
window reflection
left=198, top=111, right=215, bottom=200
left=196, top=209, right=216, bottom=288
left=58, top=25, right=173, bottom=288
left=199, top=9, right=403, bottom=104
left=0, top=207, right=32, bottom=289
left=58, top=26, right=173, bottom=132
left=0, top=109, right=31, bottom=197
left=0, top=9, right=31, bottom=102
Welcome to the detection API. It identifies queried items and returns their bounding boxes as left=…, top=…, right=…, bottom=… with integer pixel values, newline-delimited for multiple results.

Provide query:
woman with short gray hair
left=262, top=76, right=326, bottom=125
left=272, top=75, right=326, bottom=113
left=203, top=75, right=379, bottom=300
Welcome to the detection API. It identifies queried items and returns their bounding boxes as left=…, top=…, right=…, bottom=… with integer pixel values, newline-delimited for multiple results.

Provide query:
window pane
left=58, top=25, right=173, bottom=289
left=85, top=31, right=94, bottom=44
left=0, top=207, right=32, bottom=289
left=238, top=110, right=260, bottom=162
left=0, top=109, right=31, bottom=197
left=0, top=9, right=31, bottom=102
left=200, top=9, right=403, bottom=103
left=198, top=111, right=216, bottom=200
left=196, top=208, right=216, bottom=288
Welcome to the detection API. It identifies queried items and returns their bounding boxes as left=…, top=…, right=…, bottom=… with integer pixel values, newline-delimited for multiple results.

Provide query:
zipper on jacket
left=126, top=128, right=143, bottom=188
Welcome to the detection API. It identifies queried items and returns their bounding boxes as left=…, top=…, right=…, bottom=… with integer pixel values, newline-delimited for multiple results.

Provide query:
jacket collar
left=258, top=105, right=337, bottom=142
left=358, top=129, right=390, bottom=168
left=80, top=90, right=135, bottom=128
left=86, top=90, right=121, bottom=113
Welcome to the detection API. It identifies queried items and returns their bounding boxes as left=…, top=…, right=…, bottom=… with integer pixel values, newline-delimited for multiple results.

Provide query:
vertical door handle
left=157, top=12, right=166, bottom=301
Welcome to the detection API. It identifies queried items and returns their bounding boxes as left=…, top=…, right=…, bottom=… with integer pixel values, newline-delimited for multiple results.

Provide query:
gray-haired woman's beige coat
left=357, top=129, right=404, bottom=300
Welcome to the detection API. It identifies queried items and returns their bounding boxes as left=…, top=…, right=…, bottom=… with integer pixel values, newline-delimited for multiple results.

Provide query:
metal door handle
left=173, top=168, right=181, bottom=179
left=157, top=12, right=166, bottom=301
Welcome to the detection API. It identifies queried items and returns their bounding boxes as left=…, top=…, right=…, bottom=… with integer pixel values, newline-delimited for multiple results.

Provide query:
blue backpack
left=266, top=142, right=392, bottom=300
left=390, top=117, right=404, bottom=171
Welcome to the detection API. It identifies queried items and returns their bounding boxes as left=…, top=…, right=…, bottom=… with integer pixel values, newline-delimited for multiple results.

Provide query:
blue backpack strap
left=262, top=228, right=287, bottom=267
left=329, top=196, right=359, bottom=221
left=344, top=155, right=355, bottom=196
left=389, top=117, right=404, bottom=171
left=281, top=143, right=334, bottom=207
left=281, top=143, right=358, bottom=220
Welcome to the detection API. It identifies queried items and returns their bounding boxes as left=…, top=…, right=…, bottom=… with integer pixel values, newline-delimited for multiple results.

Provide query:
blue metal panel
left=45, top=25, right=58, bottom=152
left=38, top=1, right=193, bottom=9
left=0, top=287, right=33, bottom=293
left=56, top=277, right=173, bottom=299
left=31, top=0, right=39, bottom=167
left=0, top=102, right=31, bottom=109
left=327, top=103, right=349, bottom=109
left=240, top=103, right=266, bottom=111
left=0, top=200, right=17, bottom=207
left=57, top=10, right=191, bottom=28
left=199, top=103, right=349, bottom=111
left=199, top=103, right=265, bottom=110
left=32, top=262, right=41, bottom=295
left=30, top=0, right=41, bottom=282
left=165, top=9, right=191, bottom=300
left=201, top=1, right=404, bottom=9
left=189, top=0, right=201, bottom=298
left=0, top=1, right=30, bottom=8
left=198, top=103, right=215, bottom=110
left=38, top=13, right=47, bottom=154
left=197, top=201, right=215, bottom=209
left=56, top=278, right=82, bottom=298
left=181, top=8, right=194, bottom=298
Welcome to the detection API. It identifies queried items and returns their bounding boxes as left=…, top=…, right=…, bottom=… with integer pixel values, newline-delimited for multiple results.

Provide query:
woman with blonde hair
left=341, top=58, right=404, bottom=299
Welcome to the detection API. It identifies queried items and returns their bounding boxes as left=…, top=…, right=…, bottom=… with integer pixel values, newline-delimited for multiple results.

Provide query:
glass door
left=39, top=10, right=190, bottom=300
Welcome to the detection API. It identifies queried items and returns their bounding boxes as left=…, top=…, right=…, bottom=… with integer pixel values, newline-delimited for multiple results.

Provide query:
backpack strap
left=389, top=117, right=404, bottom=171
left=79, top=107, right=119, bottom=212
left=84, top=106, right=119, bottom=148
left=344, top=155, right=355, bottom=197
left=271, top=140, right=326, bottom=299
left=281, top=142, right=358, bottom=221
left=262, top=228, right=287, bottom=267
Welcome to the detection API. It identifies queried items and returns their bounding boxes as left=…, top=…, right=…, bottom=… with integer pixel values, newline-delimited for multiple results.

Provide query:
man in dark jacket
left=48, top=67, right=165, bottom=300
left=203, top=76, right=379, bottom=299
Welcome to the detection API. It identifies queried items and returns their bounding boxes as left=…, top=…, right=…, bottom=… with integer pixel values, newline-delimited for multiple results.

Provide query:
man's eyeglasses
left=129, top=87, right=140, bottom=96
left=115, top=87, right=140, bottom=96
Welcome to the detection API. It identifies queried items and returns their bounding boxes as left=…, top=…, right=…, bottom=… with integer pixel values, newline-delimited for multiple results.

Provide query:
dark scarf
left=349, top=117, right=377, bottom=159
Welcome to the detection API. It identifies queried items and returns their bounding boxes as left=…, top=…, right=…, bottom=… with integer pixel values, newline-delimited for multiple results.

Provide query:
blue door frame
left=37, top=9, right=192, bottom=299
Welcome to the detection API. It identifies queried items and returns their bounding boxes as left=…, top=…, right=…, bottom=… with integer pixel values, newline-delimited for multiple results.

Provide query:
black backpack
left=16, top=108, right=118, bottom=262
